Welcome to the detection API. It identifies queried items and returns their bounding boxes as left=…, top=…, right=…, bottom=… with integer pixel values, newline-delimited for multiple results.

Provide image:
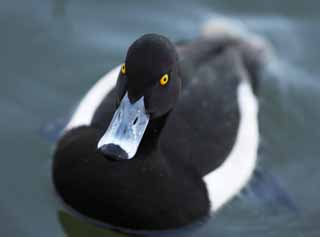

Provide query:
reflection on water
left=0, top=0, right=319, bottom=236
left=59, top=209, right=208, bottom=237
left=58, top=210, right=128, bottom=237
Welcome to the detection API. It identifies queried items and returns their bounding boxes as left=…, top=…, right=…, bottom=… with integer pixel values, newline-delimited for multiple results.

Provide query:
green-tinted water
left=0, top=0, right=319, bottom=236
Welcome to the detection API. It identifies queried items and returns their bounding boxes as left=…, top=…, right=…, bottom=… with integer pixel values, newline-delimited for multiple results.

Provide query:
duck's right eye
left=121, top=64, right=126, bottom=75
left=160, top=73, right=169, bottom=86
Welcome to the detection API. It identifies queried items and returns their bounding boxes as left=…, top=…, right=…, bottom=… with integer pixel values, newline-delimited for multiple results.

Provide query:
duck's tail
left=200, top=18, right=272, bottom=95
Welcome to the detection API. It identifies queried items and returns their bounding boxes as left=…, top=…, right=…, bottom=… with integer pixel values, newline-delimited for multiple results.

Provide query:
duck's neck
left=137, top=112, right=170, bottom=155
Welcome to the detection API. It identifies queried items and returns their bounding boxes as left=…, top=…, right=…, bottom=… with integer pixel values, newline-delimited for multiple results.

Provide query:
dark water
left=1, top=0, right=319, bottom=236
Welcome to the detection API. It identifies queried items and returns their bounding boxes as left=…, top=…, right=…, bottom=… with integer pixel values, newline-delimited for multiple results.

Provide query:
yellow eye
left=121, top=64, right=126, bottom=75
left=160, top=74, right=169, bottom=86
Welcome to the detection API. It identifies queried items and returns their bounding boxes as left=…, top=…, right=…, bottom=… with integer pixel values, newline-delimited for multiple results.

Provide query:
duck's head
left=97, top=34, right=181, bottom=160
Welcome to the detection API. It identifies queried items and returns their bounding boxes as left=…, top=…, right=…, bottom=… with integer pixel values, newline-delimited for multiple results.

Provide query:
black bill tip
left=98, top=144, right=129, bottom=160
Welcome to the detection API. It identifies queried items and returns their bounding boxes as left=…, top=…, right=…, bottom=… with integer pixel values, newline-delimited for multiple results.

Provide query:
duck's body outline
left=53, top=21, right=267, bottom=232
left=64, top=61, right=258, bottom=212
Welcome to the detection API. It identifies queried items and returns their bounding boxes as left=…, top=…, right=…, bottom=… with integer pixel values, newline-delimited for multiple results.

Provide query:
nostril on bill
left=133, top=117, right=138, bottom=125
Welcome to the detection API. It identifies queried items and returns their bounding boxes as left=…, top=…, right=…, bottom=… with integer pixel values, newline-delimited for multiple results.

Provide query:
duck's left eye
left=160, top=74, right=169, bottom=86
left=121, top=64, right=126, bottom=75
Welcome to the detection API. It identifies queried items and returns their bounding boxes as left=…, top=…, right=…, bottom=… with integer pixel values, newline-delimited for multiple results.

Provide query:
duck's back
left=160, top=35, right=263, bottom=177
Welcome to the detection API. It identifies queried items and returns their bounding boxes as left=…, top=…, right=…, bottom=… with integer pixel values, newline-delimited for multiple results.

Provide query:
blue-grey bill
left=97, top=93, right=150, bottom=159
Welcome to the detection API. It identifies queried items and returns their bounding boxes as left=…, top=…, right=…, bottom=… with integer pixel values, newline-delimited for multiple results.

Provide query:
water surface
left=0, top=0, right=319, bottom=236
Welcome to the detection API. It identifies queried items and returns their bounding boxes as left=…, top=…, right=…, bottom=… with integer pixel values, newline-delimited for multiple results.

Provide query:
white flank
left=204, top=79, right=259, bottom=212
left=65, top=65, right=120, bottom=131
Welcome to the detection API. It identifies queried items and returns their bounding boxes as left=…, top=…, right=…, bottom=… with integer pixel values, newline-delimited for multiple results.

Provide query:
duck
left=52, top=20, right=268, bottom=235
